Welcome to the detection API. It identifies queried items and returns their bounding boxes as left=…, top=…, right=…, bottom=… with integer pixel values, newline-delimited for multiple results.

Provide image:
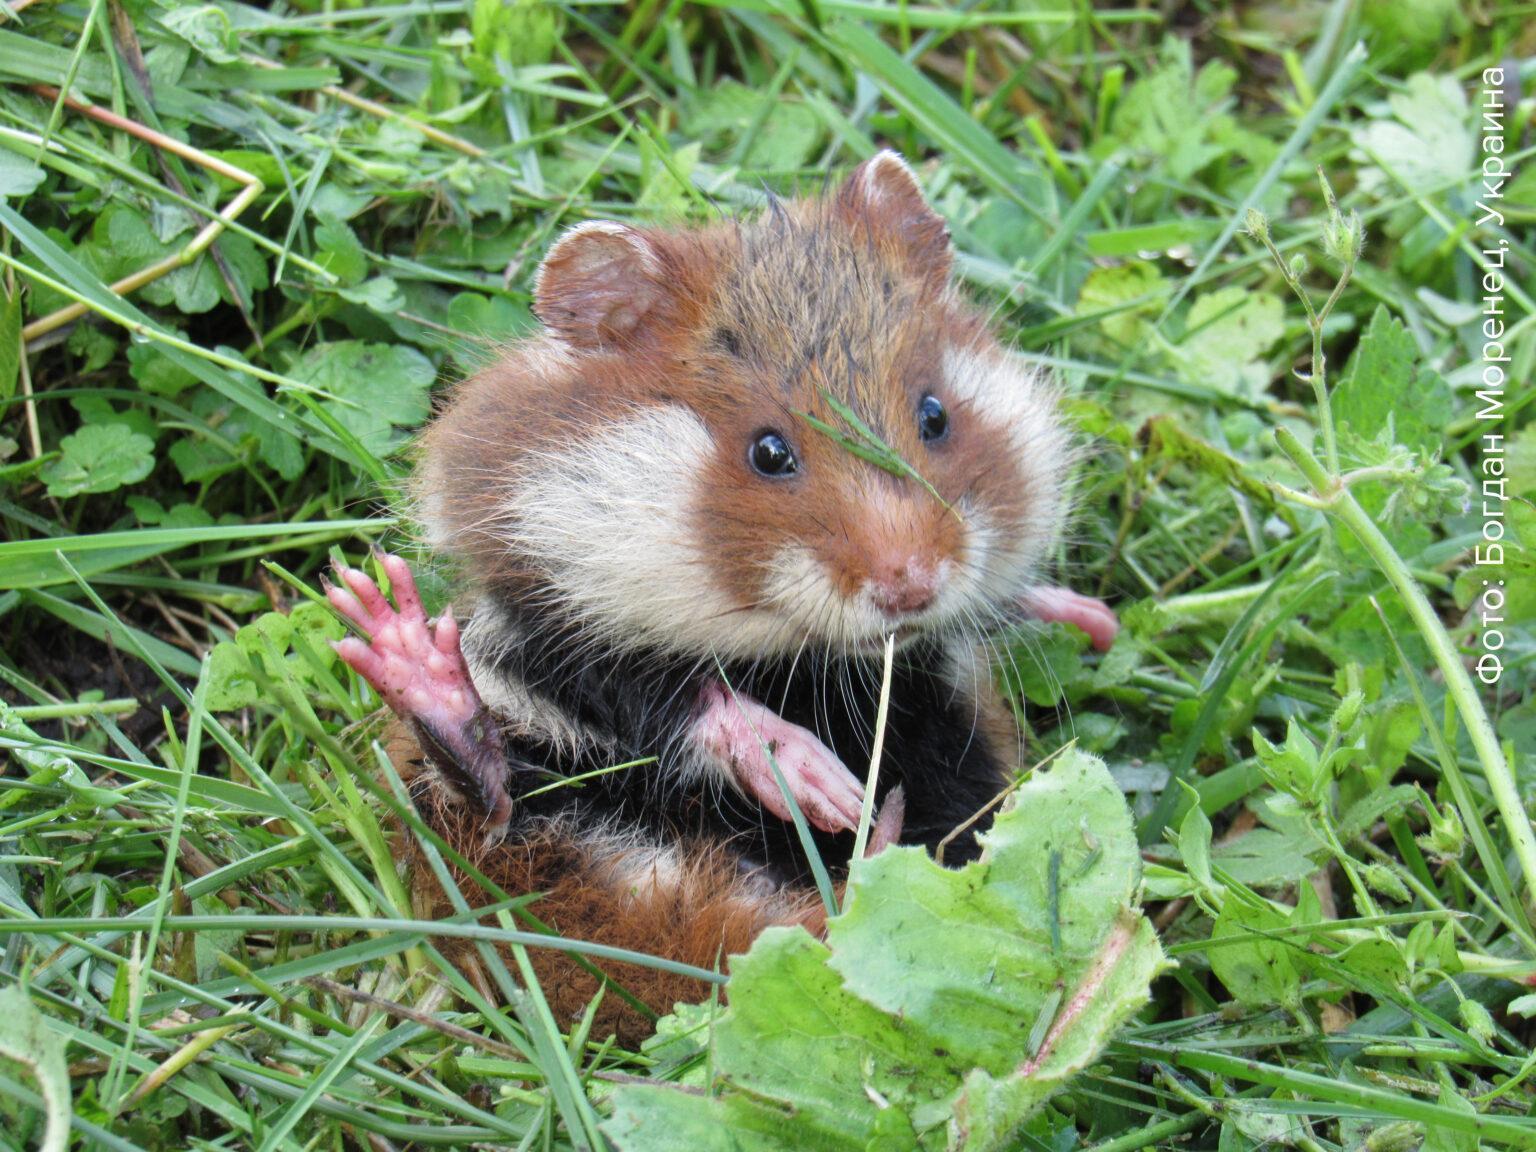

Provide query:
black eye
left=750, top=431, right=797, bottom=477
left=918, top=394, right=948, bottom=441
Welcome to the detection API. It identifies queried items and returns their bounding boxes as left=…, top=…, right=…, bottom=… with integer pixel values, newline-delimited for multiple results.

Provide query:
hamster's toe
left=1021, top=585, right=1119, bottom=652
left=327, top=553, right=512, bottom=829
left=693, top=683, right=865, bottom=834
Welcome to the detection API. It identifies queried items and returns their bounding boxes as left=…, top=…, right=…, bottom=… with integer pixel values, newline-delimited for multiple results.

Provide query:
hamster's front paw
left=693, top=682, right=866, bottom=835
left=328, top=551, right=512, bottom=830
left=1021, top=585, right=1119, bottom=652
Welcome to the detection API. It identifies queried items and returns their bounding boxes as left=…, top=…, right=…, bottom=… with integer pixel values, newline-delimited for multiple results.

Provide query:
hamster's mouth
left=849, top=623, right=929, bottom=658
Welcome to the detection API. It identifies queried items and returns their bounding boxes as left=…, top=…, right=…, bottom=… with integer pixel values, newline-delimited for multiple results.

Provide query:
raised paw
left=693, top=682, right=865, bottom=835
left=328, top=552, right=478, bottom=730
left=327, top=552, right=512, bottom=830
left=1021, top=585, right=1119, bottom=653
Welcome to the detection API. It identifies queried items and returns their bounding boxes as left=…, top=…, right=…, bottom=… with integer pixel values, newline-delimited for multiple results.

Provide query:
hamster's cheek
left=688, top=446, right=835, bottom=653
left=936, top=346, right=1071, bottom=593
left=756, top=542, right=844, bottom=637
left=512, top=402, right=733, bottom=645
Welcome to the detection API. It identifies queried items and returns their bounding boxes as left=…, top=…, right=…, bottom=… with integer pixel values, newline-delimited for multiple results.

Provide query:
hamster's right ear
left=838, top=150, right=951, bottom=291
left=534, top=221, right=667, bottom=349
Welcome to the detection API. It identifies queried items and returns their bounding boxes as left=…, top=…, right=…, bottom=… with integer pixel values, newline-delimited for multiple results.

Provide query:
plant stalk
left=1329, top=487, right=1536, bottom=923
left=1276, top=428, right=1536, bottom=925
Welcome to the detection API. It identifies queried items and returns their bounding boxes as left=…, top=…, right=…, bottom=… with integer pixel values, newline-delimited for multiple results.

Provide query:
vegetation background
left=0, top=0, right=1533, bottom=1148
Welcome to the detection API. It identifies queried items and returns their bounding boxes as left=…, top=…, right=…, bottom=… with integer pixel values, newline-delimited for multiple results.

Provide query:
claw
left=329, top=553, right=513, bottom=828
left=693, top=682, right=865, bottom=835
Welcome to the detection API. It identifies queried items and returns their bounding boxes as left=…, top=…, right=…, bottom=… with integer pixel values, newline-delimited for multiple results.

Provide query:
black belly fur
left=473, top=607, right=1013, bottom=889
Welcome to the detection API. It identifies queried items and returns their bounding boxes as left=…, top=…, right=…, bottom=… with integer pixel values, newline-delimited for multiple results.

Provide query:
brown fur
left=417, top=160, right=1038, bottom=633
left=384, top=717, right=823, bottom=1045
left=399, top=154, right=1057, bottom=1042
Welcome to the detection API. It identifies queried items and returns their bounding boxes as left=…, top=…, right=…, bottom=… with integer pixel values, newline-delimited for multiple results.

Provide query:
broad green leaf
left=291, top=340, right=436, bottom=454
left=159, top=4, right=241, bottom=63
left=206, top=641, right=260, bottom=712
left=1422, top=1087, right=1480, bottom=1152
left=1332, top=306, right=1453, bottom=454
left=1102, top=39, right=1239, bottom=180
left=1076, top=262, right=1164, bottom=345
left=607, top=749, right=1168, bottom=1152
left=125, top=340, right=196, bottom=399
left=0, top=151, right=45, bottom=199
left=1140, top=416, right=1277, bottom=506
left=338, top=275, right=403, bottom=312
left=685, top=80, right=823, bottom=169
left=1207, top=898, right=1301, bottom=1010
left=315, top=220, right=368, bottom=285
left=1172, top=286, right=1283, bottom=397
left=1351, top=73, right=1472, bottom=196
left=1210, top=828, right=1325, bottom=889
left=90, top=204, right=222, bottom=314
left=40, top=424, right=155, bottom=498
left=997, top=625, right=1088, bottom=707
left=445, top=292, right=533, bottom=345
left=637, top=140, right=701, bottom=215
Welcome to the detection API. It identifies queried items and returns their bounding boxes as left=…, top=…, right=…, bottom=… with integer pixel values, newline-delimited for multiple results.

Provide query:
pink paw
left=693, top=683, right=865, bottom=835
left=1022, top=585, right=1119, bottom=652
left=327, top=552, right=478, bottom=732
left=327, top=552, right=511, bottom=829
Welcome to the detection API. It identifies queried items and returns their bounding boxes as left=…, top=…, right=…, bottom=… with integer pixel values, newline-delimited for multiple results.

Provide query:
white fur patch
left=500, top=404, right=787, bottom=659
left=942, top=346, right=1069, bottom=598
left=586, top=834, right=687, bottom=902
left=562, top=814, right=806, bottom=911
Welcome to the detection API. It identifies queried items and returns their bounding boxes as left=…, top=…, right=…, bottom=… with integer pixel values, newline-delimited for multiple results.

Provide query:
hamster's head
left=423, top=151, right=1072, bottom=661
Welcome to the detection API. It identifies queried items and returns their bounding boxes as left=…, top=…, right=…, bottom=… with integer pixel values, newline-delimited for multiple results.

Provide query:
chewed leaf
left=605, top=749, right=1170, bottom=1152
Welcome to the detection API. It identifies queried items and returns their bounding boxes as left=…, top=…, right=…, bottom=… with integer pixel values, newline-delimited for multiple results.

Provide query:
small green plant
left=1246, top=179, right=1536, bottom=930
left=606, top=749, right=1167, bottom=1152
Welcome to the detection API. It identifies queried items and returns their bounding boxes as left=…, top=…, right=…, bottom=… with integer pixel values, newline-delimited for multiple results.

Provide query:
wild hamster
left=327, top=151, right=1117, bottom=1037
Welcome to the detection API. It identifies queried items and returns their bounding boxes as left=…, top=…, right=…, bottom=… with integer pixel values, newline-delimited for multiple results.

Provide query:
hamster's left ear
left=837, top=150, right=951, bottom=291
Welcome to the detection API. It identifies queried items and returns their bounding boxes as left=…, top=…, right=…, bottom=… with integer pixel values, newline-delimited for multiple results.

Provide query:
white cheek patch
left=506, top=404, right=829, bottom=661
left=758, top=543, right=863, bottom=650
left=505, top=404, right=749, bottom=653
left=943, top=347, right=1071, bottom=598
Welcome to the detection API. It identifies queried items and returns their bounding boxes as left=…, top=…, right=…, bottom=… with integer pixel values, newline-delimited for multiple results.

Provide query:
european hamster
left=327, top=151, right=1117, bottom=1035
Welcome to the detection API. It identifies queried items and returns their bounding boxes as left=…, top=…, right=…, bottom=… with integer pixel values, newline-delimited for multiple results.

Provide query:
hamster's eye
left=750, top=431, right=798, bottom=477
left=918, top=394, right=949, bottom=442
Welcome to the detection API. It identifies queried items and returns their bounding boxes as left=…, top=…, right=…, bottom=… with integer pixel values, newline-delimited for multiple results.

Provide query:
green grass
left=2, top=0, right=1535, bottom=1148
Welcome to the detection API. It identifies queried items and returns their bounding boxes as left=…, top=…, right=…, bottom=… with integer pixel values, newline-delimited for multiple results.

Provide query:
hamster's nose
left=867, top=559, right=940, bottom=618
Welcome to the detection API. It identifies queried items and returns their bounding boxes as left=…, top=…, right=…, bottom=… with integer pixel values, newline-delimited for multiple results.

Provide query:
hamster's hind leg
left=328, top=552, right=514, bottom=834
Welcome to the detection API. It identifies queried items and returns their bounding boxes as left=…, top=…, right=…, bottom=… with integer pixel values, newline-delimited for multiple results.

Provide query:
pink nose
left=868, top=562, right=939, bottom=618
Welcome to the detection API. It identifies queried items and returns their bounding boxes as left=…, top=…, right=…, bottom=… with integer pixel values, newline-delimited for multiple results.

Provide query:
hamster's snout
left=865, top=555, right=943, bottom=619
